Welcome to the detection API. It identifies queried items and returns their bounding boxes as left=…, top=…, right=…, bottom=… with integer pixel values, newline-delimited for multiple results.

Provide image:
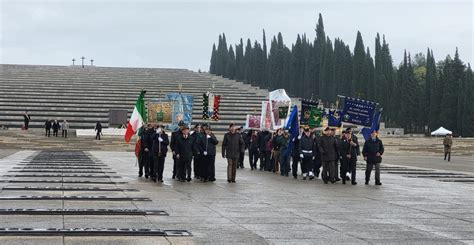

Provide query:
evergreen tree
left=226, top=45, right=236, bottom=79
left=352, top=31, right=366, bottom=97
left=209, top=43, right=217, bottom=74
left=262, top=29, right=268, bottom=88
left=461, top=64, right=474, bottom=136
left=244, top=38, right=253, bottom=84
left=235, top=39, right=244, bottom=81
left=365, top=47, right=375, bottom=101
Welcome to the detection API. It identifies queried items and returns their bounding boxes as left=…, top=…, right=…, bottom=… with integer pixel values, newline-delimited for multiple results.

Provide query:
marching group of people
left=136, top=121, right=385, bottom=186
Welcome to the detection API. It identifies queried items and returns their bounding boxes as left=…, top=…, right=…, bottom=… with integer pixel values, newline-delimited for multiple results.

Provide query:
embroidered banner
left=300, top=99, right=319, bottom=126
left=341, top=96, right=376, bottom=127
left=166, top=93, right=194, bottom=131
left=147, top=99, right=172, bottom=124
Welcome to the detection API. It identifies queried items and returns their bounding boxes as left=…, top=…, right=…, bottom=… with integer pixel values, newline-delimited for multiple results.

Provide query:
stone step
left=0, top=64, right=271, bottom=130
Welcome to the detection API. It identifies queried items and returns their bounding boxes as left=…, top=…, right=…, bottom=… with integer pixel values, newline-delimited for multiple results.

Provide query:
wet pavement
left=0, top=150, right=473, bottom=244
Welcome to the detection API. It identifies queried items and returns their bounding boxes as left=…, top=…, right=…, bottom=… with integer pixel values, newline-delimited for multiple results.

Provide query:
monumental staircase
left=0, top=64, right=268, bottom=134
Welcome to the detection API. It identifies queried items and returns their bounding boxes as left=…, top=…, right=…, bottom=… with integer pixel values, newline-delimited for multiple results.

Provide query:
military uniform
left=443, top=136, right=453, bottom=162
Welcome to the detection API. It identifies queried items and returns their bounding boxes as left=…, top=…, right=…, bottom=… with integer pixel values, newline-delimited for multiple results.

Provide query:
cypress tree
left=244, top=38, right=253, bottom=84
left=235, top=39, right=244, bottom=81
left=226, top=45, right=236, bottom=79
left=453, top=49, right=466, bottom=134
left=365, top=47, right=375, bottom=101
left=461, top=64, right=474, bottom=136
left=209, top=43, right=217, bottom=74
left=290, top=34, right=304, bottom=96
left=262, top=29, right=268, bottom=88
left=352, top=31, right=366, bottom=97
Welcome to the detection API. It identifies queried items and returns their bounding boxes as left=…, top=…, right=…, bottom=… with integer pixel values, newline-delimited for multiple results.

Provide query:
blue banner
left=341, top=97, right=376, bottom=127
left=361, top=109, right=383, bottom=140
left=328, top=109, right=343, bottom=127
left=166, top=93, right=194, bottom=131
left=285, top=105, right=299, bottom=157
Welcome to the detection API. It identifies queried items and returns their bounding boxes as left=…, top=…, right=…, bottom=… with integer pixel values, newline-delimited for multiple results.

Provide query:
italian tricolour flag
left=124, top=90, right=147, bottom=143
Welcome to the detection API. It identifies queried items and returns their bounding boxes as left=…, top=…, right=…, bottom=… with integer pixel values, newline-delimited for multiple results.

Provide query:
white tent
left=431, top=127, right=452, bottom=136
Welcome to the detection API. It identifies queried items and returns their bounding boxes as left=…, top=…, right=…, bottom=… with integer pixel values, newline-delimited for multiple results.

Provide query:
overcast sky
left=0, top=0, right=472, bottom=71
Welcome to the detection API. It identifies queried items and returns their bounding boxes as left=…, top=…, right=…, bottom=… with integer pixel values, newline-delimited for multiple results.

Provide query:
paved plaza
left=0, top=149, right=473, bottom=244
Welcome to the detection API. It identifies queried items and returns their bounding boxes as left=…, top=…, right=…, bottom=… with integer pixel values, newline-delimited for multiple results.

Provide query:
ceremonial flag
left=361, top=108, right=383, bottom=140
left=211, top=95, right=221, bottom=121
left=328, top=109, right=343, bottom=127
left=202, top=93, right=209, bottom=119
left=202, top=92, right=221, bottom=121
left=300, top=99, right=318, bottom=126
left=166, top=93, right=194, bottom=131
left=125, top=90, right=147, bottom=143
left=285, top=105, right=299, bottom=157
left=341, top=96, right=376, bottom=127
left=309, top=107, right=323, bottom=128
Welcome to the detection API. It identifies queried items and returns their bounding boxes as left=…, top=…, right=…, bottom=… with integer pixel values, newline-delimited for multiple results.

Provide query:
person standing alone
left=23, top=111, right=31, bottom=130
left=443, top=133, right=453, bottom=162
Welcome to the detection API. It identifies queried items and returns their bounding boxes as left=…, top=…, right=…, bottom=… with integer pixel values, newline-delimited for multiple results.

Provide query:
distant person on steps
left=61, top=120, right=69, bottom=138
left=23, top=111, right=31, bottom=130
left=52, top=119, right=60, bottom=137
left=95, top=121, right=102, bottom=140
left=44, top=119, right=52, bottom=137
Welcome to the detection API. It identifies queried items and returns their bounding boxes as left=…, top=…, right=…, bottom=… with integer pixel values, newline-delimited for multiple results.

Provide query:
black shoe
left=375, top=182, right=382, bottom=186
left=293, top=176, right=297, bottom=179
left=227, top=180, right=231, bottom=183
left=231, top=180, right=236, bottom=183
left=145, top=175, right=149, bottom=179
left=342, top=180, right=346, bottom=184
left=151, top=178, right=157, bottom=182
left=352, top=182, right=357, bottom=185
left=316, top=172, right=320, bottom=178
left=346, top=176, right=351, bottom=181
left=336, top=178, right=341, bottom=182
left=365, top=181, right=369, bottom=185
left=324, top=181, right=328, bottom=184
left=186, top=178, right=191, bottom=182
left=138, top=174, right=143, bottom=177
left=302, top=177, right=306, bottom=180
left=172, top=176, right=175, bottom=179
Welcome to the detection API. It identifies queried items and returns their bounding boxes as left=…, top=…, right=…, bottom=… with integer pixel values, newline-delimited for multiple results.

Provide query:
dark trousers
left=62, top=130, right=68, bottom=138
left=260, top=151, right=271, bottom=171
left=203, top=155, right=216, bottom=180
left=341, top=157, right=357, bottom=182
left=177, top=158, right=192, bottom=180
left=194, top=156, right=202, bottom=178
left=313, top=157, right=321, bottom=176
left=444, top=152, right=451, bottom=161
left=365, top=161, right=381, bottom=183
left=301, top=156, right=313, bottom=175
left=53, top=130, right=58, bottom=137
left=280, top=154, right=290, bottom=176
left=249, top=148, right=259, bottom=169
left=292, top=156, right=300, bottom=177
left=227, top=158, right=238, bottom=181
left=45, top=129, right=51, bottom=137
left=24, top=121, right=29, bottom=129
left=147, top=155, right=154, bottom=178
left=239, top=151, right=245, bottom=168
left=138, top=154, right=145, bottom=176
left=153, top=155, right=165, bottom=181
left=322, top=161, right=336, bottom=182
left=172, top=156, right=177, bottom=178
left=95, top=131, right=101, bottom=140
left=140, top=152, right=152, bottom=177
